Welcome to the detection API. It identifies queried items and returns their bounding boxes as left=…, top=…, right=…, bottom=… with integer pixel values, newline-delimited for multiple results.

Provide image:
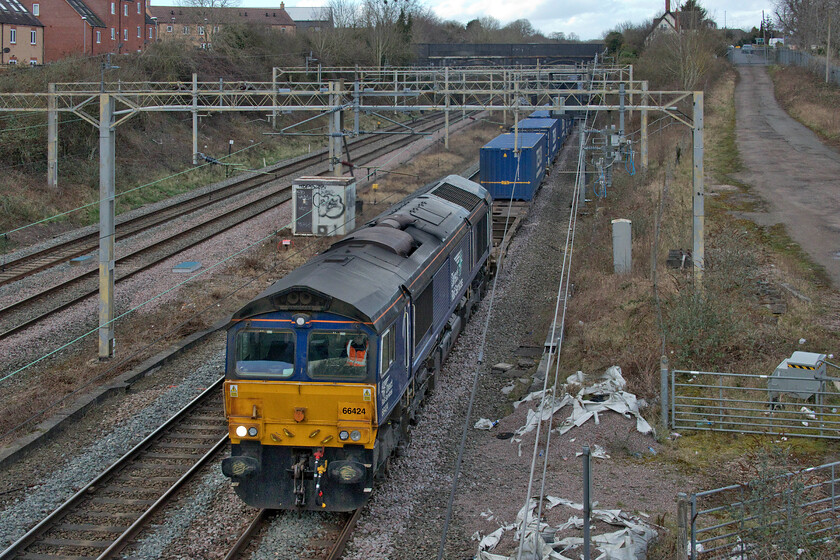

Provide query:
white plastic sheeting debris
left=511, top=367, right=652, bottom=443
left=474, top=496, right=658, bottom=560
left=475, top=418, right=498, bottom=430
left=575, top=444, right=610, bottom=459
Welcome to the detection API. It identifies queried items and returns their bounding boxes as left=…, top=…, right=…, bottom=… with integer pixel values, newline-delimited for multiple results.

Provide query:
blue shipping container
left=512, top=117, right=560, bottom=165
left=480, top=133, right=547, bottom=201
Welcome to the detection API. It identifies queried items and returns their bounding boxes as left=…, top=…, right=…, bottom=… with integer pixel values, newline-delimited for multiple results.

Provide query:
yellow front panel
left=225, top=380, right=376, bottom=449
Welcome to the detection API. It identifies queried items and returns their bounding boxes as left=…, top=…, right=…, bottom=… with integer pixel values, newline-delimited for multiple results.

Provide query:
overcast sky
left=271, top=0, right=770, bottom=40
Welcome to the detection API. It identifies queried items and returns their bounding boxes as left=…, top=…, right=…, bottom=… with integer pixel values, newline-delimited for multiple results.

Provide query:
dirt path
left=733, top=64, right=840, bottom=287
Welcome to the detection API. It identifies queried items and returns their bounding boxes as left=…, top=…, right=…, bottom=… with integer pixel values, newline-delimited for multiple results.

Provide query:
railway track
left=0, top=367, right=363, bottom=560
left=0, top=112, right=478, bottom=342
left=0, top=111, right=456, bottom=289
left=0, top=378, right=227, bottom=560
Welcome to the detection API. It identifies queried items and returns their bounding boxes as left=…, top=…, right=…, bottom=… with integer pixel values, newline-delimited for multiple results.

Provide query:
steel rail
left=327, top=507, right=364, bottom=560
left=0, top=112, right=475, bottom=342
left=222, top=509, right=270, bottom=560
left=0, top=112, right=445, bottom=288
left=0, top=376, right=226, bottom=560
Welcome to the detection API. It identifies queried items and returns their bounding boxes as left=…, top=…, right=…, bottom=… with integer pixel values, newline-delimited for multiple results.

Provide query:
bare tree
left=775, top=0, right=837, bottom=49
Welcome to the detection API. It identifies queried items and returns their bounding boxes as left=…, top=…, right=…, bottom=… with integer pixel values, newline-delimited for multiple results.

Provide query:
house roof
left=0, top=0, right=42, bottom=26
left=284, top=6, right=331, bottom=23
left=149, top=5, right=295, bottom=27
left=64, top=0, right=106, bottom=28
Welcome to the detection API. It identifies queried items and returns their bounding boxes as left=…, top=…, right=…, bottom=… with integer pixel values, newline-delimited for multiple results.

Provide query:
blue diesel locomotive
left=221, top=175, right=492, bottom=511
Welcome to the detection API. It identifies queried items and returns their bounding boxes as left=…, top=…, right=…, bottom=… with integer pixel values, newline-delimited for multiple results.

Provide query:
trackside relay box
left=292, top=176, right=356, bottom=236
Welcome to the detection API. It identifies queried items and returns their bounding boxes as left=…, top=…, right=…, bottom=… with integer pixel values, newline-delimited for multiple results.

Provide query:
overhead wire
left=438, top=112, right=524, bottom=560
left=0, top=141, right=264, bottom=241
left=515, top=64, right=603, bottom=559
left=0, top=181, right=410, bottom=443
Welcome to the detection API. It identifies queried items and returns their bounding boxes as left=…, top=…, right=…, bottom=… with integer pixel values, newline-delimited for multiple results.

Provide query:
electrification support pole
left=191, top=73, right=198, bottom=165
left=271, top=67, right=278, bottom=130
left=578, top=121, right=586, bottom=203
left=641, top=81, right=648, bottom=170
left=692, top=91, right=705, bottom=286
left=618, top=82, right=625, bottom=137
left=489, top=72, right=494, bottom=116
left=503, top=69, right=508, bottom=125
left=582, top=445, right=592, bottom=560
left=47, top=83, right=58, bottom=188
left=661, top=355, right=669, bottom=430
left=328, top=81, right=336, bottom=175
left=98, top=93, right=116, bottom=360
left=444, top=66, right=450, bottom=150
left=333, top=81, right=342, bottom=177
left=629, top=65, right=634, bottom=119
left=353, top=79, right=360, bottom=136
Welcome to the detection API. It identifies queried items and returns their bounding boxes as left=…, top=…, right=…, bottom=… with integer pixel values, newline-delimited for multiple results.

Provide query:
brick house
left=149, top=3, right=294, bottom=49
left=0, top=0, right=44, bottom=66
left=33, top=0, right=155, bottom=62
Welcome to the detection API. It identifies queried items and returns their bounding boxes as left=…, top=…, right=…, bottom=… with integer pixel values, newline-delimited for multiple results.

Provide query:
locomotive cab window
left=381, top=326, right=395, bottom=374
left=235, top=330, right=295, bottom=378
left=308, top=331, right=369, bottom=380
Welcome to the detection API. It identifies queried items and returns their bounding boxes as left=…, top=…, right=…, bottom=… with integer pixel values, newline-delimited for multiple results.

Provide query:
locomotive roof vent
left=431, top=181, right=482, bottom=211
left=376, top=213, right=415, bottom=230
left=331, top=227, right=415, bottom=257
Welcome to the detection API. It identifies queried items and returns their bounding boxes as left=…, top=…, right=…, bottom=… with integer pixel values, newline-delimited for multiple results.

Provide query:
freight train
left=221, top=110, right=573, bottom=512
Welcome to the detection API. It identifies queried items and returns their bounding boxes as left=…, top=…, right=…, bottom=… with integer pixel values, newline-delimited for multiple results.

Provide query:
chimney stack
left=665, top=0, right=670, bottom=12
left=280, top=2, right=285, bottom=9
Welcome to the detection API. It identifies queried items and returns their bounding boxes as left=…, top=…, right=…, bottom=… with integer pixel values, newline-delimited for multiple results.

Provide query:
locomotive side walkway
left=733, top=64, right=840, bottom=287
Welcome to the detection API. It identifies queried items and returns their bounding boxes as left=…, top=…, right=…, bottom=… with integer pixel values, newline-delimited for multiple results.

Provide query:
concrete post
left=191, top=73, right=198, bottom=165
left=489, top=72, right=493, bottom=116
left=677, top=494, right=689, bottom=560
left=661, top=355, right=669, bottom=431
left=98, top=93, right=116, bottom=360
left=47, top=83, right=58, bottom=189
left=640, top=81, right=648, bottom=170
left=334, top=81, right=342, bottom=177
left=693, top=91, right=705, bottom=285
left=611, top=219, right=631, bottom=274
left=629, top=65, right=634, bottom=119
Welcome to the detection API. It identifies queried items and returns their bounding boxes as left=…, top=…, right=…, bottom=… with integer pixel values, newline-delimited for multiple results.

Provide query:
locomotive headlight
left=339, top=430, right=349, bottom=441
left=247, top=427, right=258, bottom=437
left=350, top=430, right=361, bottom=442
left=235, top=425, right=248, bottom=437
left=295, top=316, right=306, bottom=326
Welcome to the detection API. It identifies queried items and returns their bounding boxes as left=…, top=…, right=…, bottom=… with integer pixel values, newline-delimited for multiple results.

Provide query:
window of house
left=213, top=25, right=218, bottom=32
left=10, top=29, right=16, bottom=44
left=32, top=3, right=38, bottom=16
left=123, top=28, right=127, bottom=41
left=149, top=28, right=153, bottom=38
left=166, top=25, right=172, bottom=32
left=29, top=58, right=37, bottom=66
left=30, top=30, right=35, bottom=44
left=123, top=4, right=127, bottom=16
left=110, top=2, right=115, bottom=14
left=182, top=25, right=188, bottom=34
left=96, top=30, right=101, bottom=43
left=136, top=2, right=140, bottom=14
left=8, top=59, right=16, bottom=64
left=111, top=27, right=115, bottom=40
left=197, top=25, right=204, bottom=35
left=136, top=26, right=140, bottom=38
